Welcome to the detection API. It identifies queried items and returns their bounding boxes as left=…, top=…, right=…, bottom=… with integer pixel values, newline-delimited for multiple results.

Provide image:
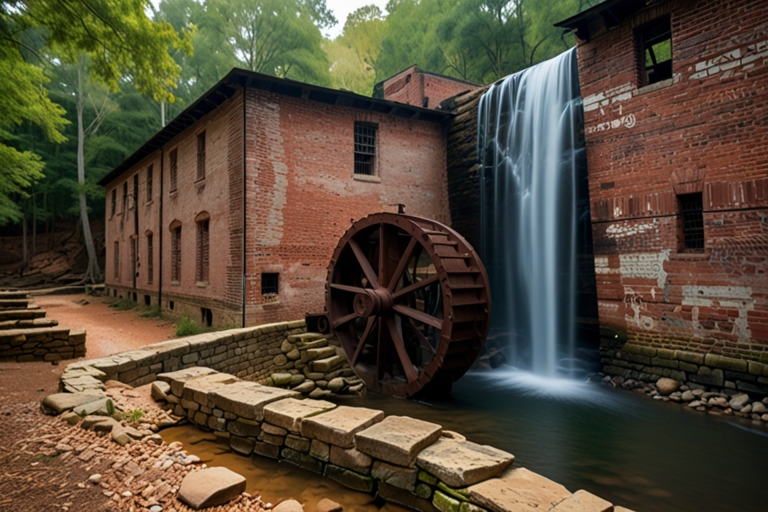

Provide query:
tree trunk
left=32, top=190, right=37, bottom=257
left=76, top=55, right=102, bottom=284
left=21, top=210, right=27, bottom=274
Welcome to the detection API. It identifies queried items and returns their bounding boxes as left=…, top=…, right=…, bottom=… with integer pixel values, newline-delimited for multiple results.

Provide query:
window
left=146, top=232, right=154, bottom=284
left=262, top=272, right=279, bottom=302
left=144, top=295, right=151, bottom=306
left=196, top=214, right=210, bottom=283
left=122, top=182, right=128, bottom=212
left=111, top=189, right=116, bottom=217
left=146, top=164, right=153, bottom=202
left=130, top=237, right=136, bottom=280
left=114, top=241, right=119, bottom=280
left=170, top=149, right=178, bottom=192
left=171, top=223, right=182, bottom=283
left=132, top=174, right=138, bottom=209
left=354, top=122, right=377, bottom=176
left=678, top=193, right=704, bottom=252
left=636, top=16, right=672, bottom=87
left=197, top=131, right=206, bottom=181
left=201, top=307, right=212, bottom=327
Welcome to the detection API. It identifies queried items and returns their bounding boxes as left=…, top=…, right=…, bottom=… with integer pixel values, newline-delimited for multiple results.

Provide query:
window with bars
left=170, top=149, right=178, bottom=192
left=111, top=189, right=116, bottom=217
left=171, top=225, right=182, bottom=282
left=636, top=16, right=672, bottom=87
left=197, top=131, right=206, bottom=181
left=147, top=233, right=154, bottom=284
left=114, top=241, right=119, bottom=280
left=678, top=193, right=704, bottom=251
left=262, top=273, right=279, bottom=300
left=354, top=122, right=377, bottom=176
left=147, top=164, right=153, bottom=202
left=196, top=218, right=209, bottom=283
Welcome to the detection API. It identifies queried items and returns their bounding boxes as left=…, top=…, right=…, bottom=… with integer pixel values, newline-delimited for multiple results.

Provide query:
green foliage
left=110, top=298, right=138, bottom=310
left=127, top=409, right=144, bottom=424
left=139, top=305, right=163, bottom=318
left=105, top=398, right=115, bottom=416
left=175, top=316, right=204, bottom=337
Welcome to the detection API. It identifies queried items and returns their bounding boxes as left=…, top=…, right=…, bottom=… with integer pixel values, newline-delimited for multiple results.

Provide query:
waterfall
left=477, top=48, right=587, bottom=377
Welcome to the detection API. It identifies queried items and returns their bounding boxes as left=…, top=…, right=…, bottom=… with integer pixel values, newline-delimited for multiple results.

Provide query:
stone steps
left=0, top=298, right=33, bottom=310
left=0, top=291, right=31, bottom=300
left=0, top=317, right=58, bottom=330
left=0, top=308, right=47, bottom=321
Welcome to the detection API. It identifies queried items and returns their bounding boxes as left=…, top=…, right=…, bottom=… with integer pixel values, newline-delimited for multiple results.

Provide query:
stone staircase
left=0, top=290, right=85, bottom=362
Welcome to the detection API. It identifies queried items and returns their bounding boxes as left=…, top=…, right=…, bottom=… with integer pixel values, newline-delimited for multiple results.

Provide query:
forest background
left=0, top=0, right=599, bottom=281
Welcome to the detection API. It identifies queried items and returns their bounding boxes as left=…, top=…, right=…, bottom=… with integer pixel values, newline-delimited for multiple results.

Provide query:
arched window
left=169, top=220, right=182, bottom=283
left=195, top=212, right=210, bottom=284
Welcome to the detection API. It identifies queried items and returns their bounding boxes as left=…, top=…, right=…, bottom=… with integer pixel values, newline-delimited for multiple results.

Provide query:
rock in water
left=273, top=499, right=304, bottom=512
left=655, top=378, right=680, bottom=396
left=316, top=498, right=342, bottom=512
left=178, top=467, right=246, bottom=510
left=729, top=393, right=750, bottom=411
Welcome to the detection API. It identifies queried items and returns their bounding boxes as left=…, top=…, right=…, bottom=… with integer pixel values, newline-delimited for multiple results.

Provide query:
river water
left=164, top=370, right=768, bottom=512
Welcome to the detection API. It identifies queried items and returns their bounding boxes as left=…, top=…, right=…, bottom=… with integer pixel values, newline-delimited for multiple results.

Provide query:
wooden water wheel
left=325, top=212, right=491, bottom=398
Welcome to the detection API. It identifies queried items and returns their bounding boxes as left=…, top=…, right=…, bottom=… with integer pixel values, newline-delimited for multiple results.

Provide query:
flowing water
left=478, top=48, right=588, bottom=376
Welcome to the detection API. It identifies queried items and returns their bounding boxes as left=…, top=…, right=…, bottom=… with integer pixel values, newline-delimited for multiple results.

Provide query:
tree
left=340, top=5, right=386, bottom=79
left=4, top=0, right=191, bottom=283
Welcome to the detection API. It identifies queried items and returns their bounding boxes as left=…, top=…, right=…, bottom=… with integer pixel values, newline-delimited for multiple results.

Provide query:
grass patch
left=109, top=298, right=138, bottom=310
left=139, top=305, right=162, bottom=318
left=175, top=316, right=208, bottom=337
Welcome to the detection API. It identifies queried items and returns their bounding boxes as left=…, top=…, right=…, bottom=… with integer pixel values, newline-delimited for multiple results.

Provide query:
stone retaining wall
left=602, top=340, right=768, bottom=396
left=0, top=326, right=86, bottom=362
left=153, top=365, right=627, bottom=512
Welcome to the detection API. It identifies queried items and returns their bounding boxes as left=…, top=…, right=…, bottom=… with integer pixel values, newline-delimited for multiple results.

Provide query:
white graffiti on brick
left=689, top=38, right=768, bottom=81
left=605, top=221, right=657, bottom=239
left=260, top=101, right=288, bottom=246
left=619, top=250, right=670, bottom=289
left=623, top=287, right=654, bottom=330
left=682, top=285, right=754, bottom=342
left=594, top=257, right=619, bottom=274
left=583, top=83, right=635, bottom=112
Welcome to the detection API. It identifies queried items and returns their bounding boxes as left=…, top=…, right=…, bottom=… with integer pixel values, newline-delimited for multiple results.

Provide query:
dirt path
left=36, top=293, right=177, bottom=358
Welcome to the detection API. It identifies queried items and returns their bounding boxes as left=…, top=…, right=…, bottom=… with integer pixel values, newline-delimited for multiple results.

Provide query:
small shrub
left=139, top=305, right=162, bottom=318
left=105, top=399, right=115, bottom=416
left=110, top=299, right=138, bottom=311
left=175, top=316, right=203, bottom=337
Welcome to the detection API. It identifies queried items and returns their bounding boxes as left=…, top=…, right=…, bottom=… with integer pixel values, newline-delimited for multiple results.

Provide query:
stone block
left=331, top=445, right=373, bottom=475
left=158, top=367, right=219, bottom=397
left=326, top=464, right=374, bottom=492
left=301, top=405, right=385, bottom=448
left=230, top=436, right=255, bottom=456
left=281, top=447, right=302, bottom=465
left=416, top=439, right=515, bottom=488
left=151, top=380, right=171, bottom=401
left=549, top=489, right=613, bottom=512
left=228, top=419, right=261, bottom=438
left=378, top=481, right=438, bottom=512
left=372, top=461, right=418, bottom=491
left=210, top=381, right=301, bottom=421
left=41, top=393, right=103, bottom=415
left=433, top=490, right=461, bottom=512
left=178, top=466, right=246, bottom=510
left=285, top=434, right=311, bottom=452
left=356, top=415, right=442, bottom=467
left=263, top=398, right=336, bottom=432
left=311, top=355, right=345, bottom=373
left=717, top=357, right=748, bottom=373
left=254, top=441, right=281, bottom=459
left=300, top=452, right=325, bottom=474
left=677, top=351, right=705, bottom=365
left=310, top=439, right=330, bottom=461
left=259, top=432, right=285, bottom=446
left=183, top=373, right=240, bottom=407
left=467, top=467, right=571, bottom=512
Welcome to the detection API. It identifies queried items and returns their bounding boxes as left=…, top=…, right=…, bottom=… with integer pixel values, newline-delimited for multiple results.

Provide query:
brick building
left=373, top=65, right=480, bottom=109
left=555, top=0, right=768, bottom=385
left=100, top=70, right=452, bottom=328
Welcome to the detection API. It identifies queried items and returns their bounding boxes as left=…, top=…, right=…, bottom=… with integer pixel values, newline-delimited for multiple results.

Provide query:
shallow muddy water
left=164, top=371, right=768, bottom=512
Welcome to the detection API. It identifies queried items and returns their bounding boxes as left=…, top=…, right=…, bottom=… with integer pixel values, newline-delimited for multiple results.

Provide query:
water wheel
left=325, top=213, right=491, bottom=398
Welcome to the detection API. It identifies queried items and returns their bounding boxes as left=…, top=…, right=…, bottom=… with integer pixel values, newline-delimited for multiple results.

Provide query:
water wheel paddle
left=325, top=213, right=491, bottom=398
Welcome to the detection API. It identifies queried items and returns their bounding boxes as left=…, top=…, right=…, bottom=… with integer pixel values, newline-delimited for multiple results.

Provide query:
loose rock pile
left=262, top=333, right=365, bottom=399
left=0, top=290, right=85, bottom=362
left=151, top=365, right=633, bottom=512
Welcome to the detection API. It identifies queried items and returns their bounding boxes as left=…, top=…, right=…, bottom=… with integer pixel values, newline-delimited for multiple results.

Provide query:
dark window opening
left=354, top=122, right=377, bottom=176
left=144, top=295, right=151, bottom=306
left=114, top=241, right=119, bottom=280
left=262, top=273, right=279, bottom=302
left=132, top=174, right=138, bottom=209
left=169, top=300, right=175, bottom=311
left=636, top=16, right=672, bottom=86
left=147, top=234, right=154, bottom=284
left=130, top=237, right=136, bottom=281
left=147, top=164, right=153, bottom=202
left=197, top=131, right=206, bottom=181
left=122, top=182, right=128, bottom=212
left=196, top=219, right=209, bottom=283
left=111, top=189, right=116, bottom=217
left=679, top=193, right=704, bottom=252
left=201, top=307, right=213, bottom=327
left=113, top=289, right=117, bottom=298
left=171, top=226, right=182, bottom=282
left=170, top=149, right=178, bottom=192
left=132, top=292, right=137, bottom=302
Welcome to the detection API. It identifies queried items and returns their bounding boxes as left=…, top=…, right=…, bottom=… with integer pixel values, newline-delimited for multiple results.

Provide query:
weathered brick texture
left=378, top=65, right=480, bottom=110
left=577, top=0, right=768, bottom=364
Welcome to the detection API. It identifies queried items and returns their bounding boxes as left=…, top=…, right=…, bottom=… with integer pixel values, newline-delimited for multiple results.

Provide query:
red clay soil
left=0, top=294, right=177, bottom=511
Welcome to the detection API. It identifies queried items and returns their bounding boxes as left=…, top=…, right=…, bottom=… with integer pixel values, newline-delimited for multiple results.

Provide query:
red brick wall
left=577, top=0, right=768, bottom=361
left=243, top=88, right=451, bottom=326
left=381, top=66, right=478, bottom=109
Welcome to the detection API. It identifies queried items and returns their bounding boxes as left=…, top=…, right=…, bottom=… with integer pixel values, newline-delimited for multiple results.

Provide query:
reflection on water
left=163, top=371, right=768, bottom=512
left=160, top=427, right=407, bottom=511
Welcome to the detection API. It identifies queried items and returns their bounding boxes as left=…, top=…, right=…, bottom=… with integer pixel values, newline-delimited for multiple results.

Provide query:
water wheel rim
left=326, top=213, right=491, bottom=398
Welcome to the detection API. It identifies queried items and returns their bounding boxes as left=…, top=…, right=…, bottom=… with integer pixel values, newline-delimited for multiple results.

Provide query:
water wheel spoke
left=386, top=316, right=419, bottom=383
left=409, top=323, right=436, bottom=356
left=387, top=237, right=419, bottom=293
left=330, top=283, right=367, bottom=294
left=392, top=273, right=439, bottom=300
left=351, top=316, right=376, bottom=366
left=393, top=304, right=443, bottom=330
left=348, top=237, right=379, bottom=289
left=332, top=311, right=358, bottom=329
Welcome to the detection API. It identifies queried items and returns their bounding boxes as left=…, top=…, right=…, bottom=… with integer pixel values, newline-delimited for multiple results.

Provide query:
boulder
left=327, top=378, right=346, bottom=392
left=272, top=373, right=294, bottom=386
left=301, top=406, right=384, bottom=448
left=178, top=467, right=247, bottom=510
left=151, top=380, right=171, bottom=401
left=72, top=397, right=113, bottom=417
left=468, top=467, right=571, bottom=512
left=355, top=415, right=442, bottom=467
left=273, top=499, right=304, bottom=512
left=729, top=393, right=750, bottom=411
left=41, top=393, right=103, bottom=415
left=316, top=498, right=343, bottom=512
left=655, top=378, right=680, bottom=396
left=416, top=438, right=514, bottom=488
